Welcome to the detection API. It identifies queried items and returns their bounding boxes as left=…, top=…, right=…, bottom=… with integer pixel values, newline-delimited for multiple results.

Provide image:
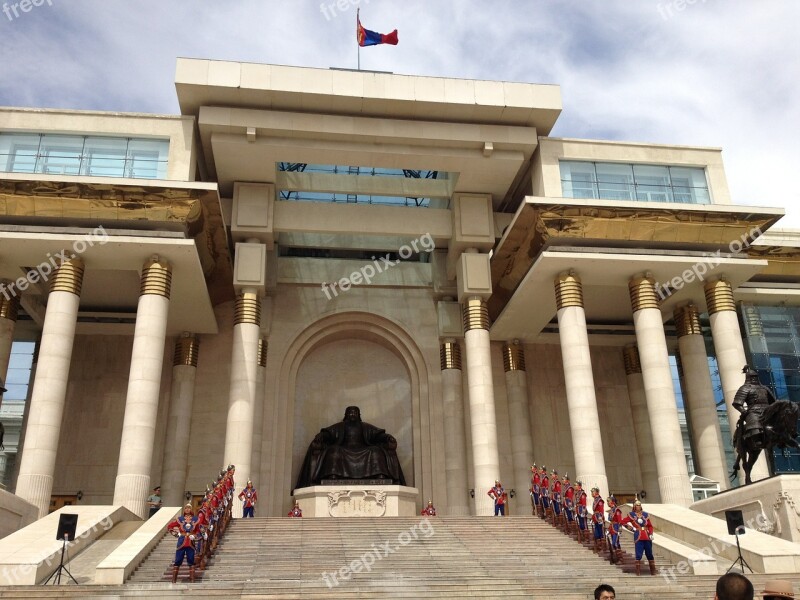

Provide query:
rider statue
left=733, top=365, right=777, bottom=447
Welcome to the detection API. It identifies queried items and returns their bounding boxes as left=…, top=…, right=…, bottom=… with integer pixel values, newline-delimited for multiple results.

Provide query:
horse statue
left=730, top=366, right=800, bottom=484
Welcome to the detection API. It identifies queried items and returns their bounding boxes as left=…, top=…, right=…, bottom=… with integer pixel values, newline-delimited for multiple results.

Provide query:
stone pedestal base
left=293, top=485, right=419, bottom=518
left=691, top=474, right=800, bottom=543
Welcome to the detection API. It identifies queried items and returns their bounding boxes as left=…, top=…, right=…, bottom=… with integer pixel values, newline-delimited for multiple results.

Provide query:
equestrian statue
left=731, top=365, right=800, bottom=484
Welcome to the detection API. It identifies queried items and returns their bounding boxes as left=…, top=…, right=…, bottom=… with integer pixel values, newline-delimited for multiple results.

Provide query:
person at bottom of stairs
left=619, top=500, right=656, bottom=576
left=167, top=503, right=200, bottom=583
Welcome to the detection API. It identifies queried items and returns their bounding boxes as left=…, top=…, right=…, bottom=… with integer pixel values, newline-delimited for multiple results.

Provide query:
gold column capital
left=674, top=304, right=702, bottom=338
left=173, top=333, right=200, bottom=367
left=462, top=297, right=489, bottom=331
left=440, top=341, right=462, bottom=370
left=704, top=279, right=736, bottom=314
left=622, top=345, right=641, bottom=375
left=554, top=271, right=583, bottom=309
left=50, top=256, right=85, bottom=296
left=0, top=290, right=19, bottom=322
left=140, top=256, right=172, bottom=299
left=629, top=276, right=659, bottom=312
left=258, top=338, right=268, bottom=368
left=235, top=291, right=262, bottom=326
left=502, top=340, right=526, bottom=372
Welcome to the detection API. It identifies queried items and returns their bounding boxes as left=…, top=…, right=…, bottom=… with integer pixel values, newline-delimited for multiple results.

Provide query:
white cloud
left=0, top=0, right=797, bottom=225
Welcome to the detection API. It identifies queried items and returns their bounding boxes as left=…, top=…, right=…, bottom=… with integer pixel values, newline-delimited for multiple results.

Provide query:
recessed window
left=560, top=161, right=710, bottom=204
left=0, top=133, right=170, bottom=180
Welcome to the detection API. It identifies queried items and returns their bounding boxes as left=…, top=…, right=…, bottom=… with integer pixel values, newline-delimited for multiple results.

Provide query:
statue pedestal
left=691, top=474, right=800, bottom=543
left=293, top=485, right=419, bottom=518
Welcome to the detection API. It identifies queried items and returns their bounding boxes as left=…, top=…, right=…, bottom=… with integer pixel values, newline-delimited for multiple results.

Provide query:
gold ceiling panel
left=489, top=200, right=783, bottom=320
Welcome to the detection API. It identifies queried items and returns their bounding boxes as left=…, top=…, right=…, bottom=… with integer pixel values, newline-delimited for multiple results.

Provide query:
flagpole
left=357, top=9, right=360, bottom=70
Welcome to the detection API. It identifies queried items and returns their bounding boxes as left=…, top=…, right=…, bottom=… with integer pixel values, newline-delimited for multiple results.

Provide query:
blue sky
left=1, top=0, right=797, bottom=224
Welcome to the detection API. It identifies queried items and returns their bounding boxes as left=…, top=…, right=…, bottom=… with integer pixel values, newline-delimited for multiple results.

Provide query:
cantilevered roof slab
left=175, top=59, right=562, bottom=132
left=490, top=248, right=769, bottom=342
left=489, top=196, right=785, bottom=321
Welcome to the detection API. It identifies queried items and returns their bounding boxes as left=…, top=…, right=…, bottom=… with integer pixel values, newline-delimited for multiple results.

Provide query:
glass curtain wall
left=740, top=303, right=800, bottom=473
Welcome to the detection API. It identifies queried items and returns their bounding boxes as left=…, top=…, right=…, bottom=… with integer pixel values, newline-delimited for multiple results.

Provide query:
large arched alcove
left=293, top=339, right=413, bottom=487
left=272, top=311, right=434, bottom=514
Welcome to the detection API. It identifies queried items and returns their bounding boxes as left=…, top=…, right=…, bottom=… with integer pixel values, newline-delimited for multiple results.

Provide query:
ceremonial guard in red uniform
left=487, top=480, right=506, bottom=516
left=551, top=469, right=563, bottom=526
left=562, top=473, right=575, bottom=534
left=620, top=500, right=656, bottom=576
left=540, top=466, right=551, bottom=519
left=238, top=480, right=258, bottom=518
left=167, top=504, right=200, bottom=583
left=288, top=501, right=303, bottom=517
left=590, top=487, right=606, bottom=553
left=530, top=464, right=542, bottom=517
left=575, top=481, right=588, bottom=542
left=420, top=500, right=437, bottom=516
left=606, top=495, right=624, bottom=564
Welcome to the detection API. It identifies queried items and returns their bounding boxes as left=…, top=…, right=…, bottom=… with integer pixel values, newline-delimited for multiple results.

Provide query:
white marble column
left=463, top=297, right=501, bottom=515
left=675, top=304, right=729, bottom=489
left=160, top=333, right=200, bottom=507
left=16, top=257, right=84, bottom=517
left=623, top=345, right=661, bottom=502
left=705, top=279, right=769, bottom=481
left=223, top=290, right=261, bottom=518
left=250, top=338, right=267, bottom=489
left=554, top=272, right=609, bottom=498
left=629, top=276, right=692, bottom=506
left=0, top=289, right=19, bottom=404
left=440, top=340, right=470, bottom=515
left=503, top=340, right=534, bottom=516
left=113, top=257, right=172, bottom=518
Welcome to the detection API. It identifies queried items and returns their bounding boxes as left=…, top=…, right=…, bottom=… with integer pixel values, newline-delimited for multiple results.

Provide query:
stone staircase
left=0, top=516, right=795, bottom=598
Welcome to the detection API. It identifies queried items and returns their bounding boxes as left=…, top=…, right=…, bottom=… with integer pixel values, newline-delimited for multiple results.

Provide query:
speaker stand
left=725, top=533, right=752, bottom=574
left=44, top=535, right=78, bottom=585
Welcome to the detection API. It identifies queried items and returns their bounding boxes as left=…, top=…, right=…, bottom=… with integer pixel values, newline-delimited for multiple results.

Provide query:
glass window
left=559, top=160, right=710, bottom=205
left=595, top=163, right=634, bottom=201
left=0, top=133, right=40, bottom=173
left=128, top=139, right=169, bottom=179
left=633, top=164, right=672, bottom=202
left=82, top=137, right=127, bottom=177
left=0, top=133, right=170, bottom=180
left=37, top=135, right=84, bottom=175
left=560, top=161, right=597, bottom=199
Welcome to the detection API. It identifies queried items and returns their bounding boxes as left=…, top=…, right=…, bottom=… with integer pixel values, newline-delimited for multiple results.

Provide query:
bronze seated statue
left=295, top=406, right=406, bottom=489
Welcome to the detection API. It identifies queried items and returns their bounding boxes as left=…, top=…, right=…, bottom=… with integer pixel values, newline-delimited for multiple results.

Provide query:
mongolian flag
left=357, top=10, right=398, bottom=47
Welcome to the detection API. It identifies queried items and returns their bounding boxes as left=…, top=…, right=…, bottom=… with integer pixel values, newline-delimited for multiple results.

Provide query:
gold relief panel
left=258, top=338, right=268, bottom=368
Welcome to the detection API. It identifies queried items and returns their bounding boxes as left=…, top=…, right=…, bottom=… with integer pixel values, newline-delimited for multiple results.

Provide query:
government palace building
left=0, top=62, right=799, bottom=582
